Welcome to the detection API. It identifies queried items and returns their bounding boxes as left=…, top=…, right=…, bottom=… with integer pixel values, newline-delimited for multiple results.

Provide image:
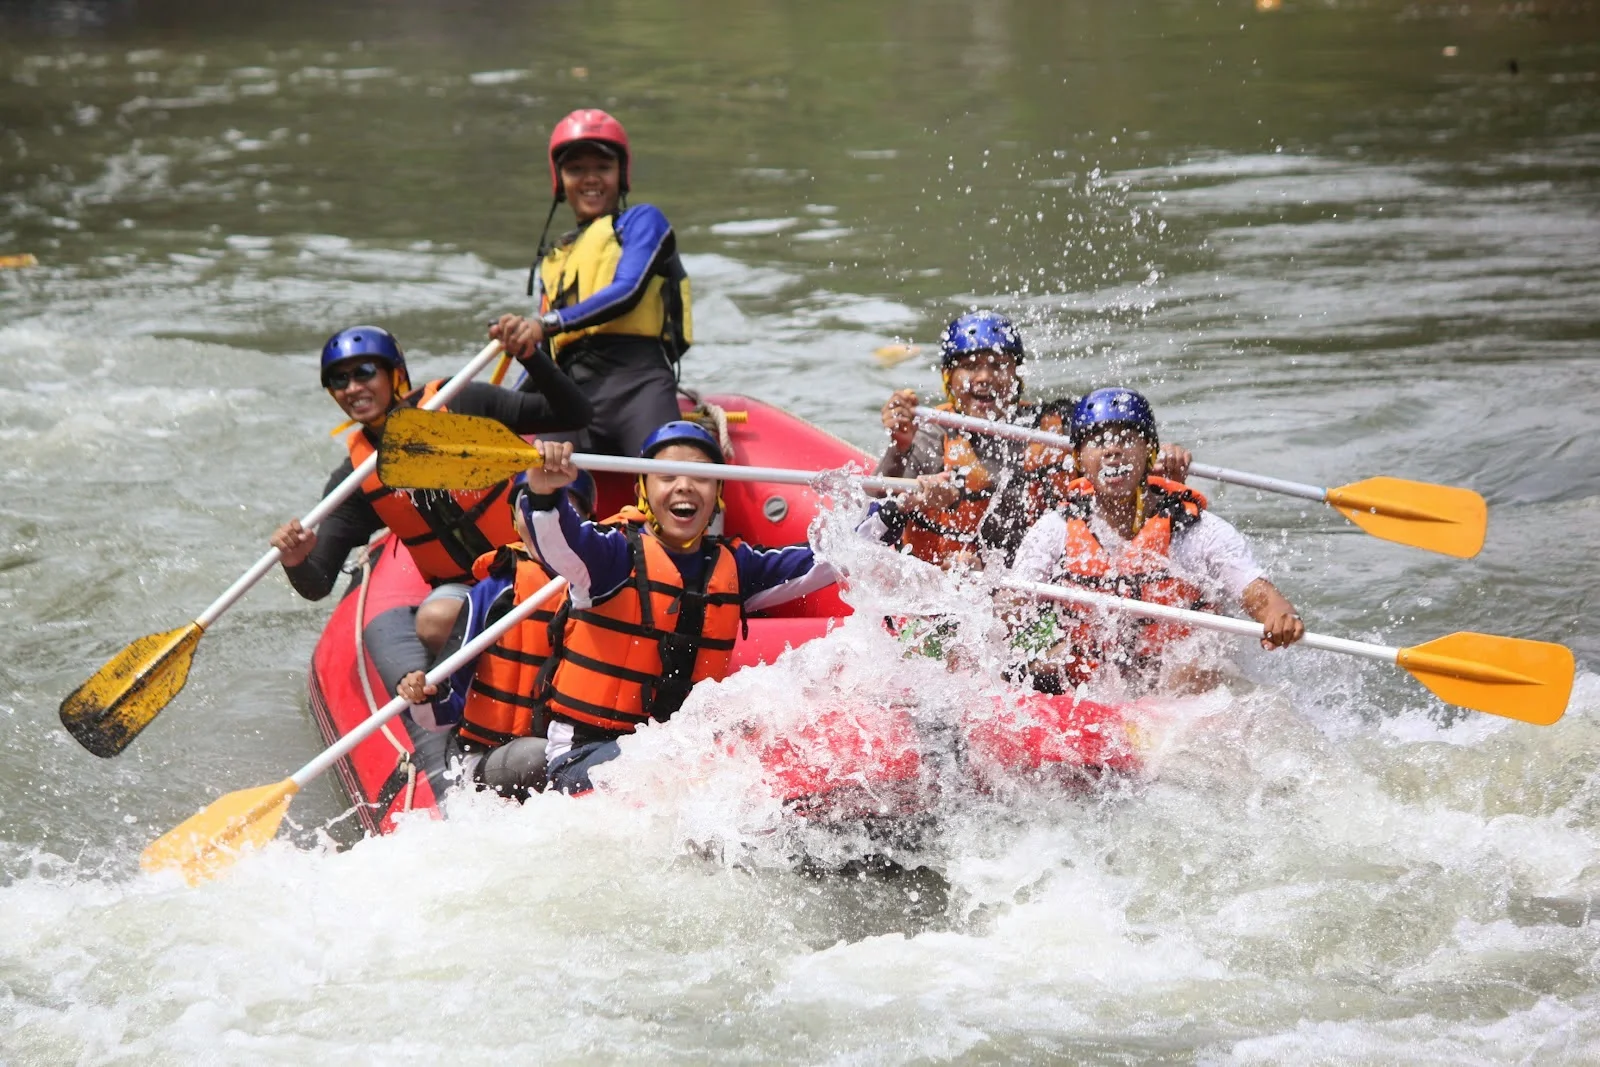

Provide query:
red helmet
left=547, top=109, right=630, bottom=200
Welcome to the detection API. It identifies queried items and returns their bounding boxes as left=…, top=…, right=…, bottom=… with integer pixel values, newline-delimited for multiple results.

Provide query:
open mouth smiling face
left=1080, top=428, right=1149, bottom=497
left=645, top=444, right=722, bottom=545
left=327, top=359, right=393, bottom=426
left=947, top=351, right=1020, bottom=418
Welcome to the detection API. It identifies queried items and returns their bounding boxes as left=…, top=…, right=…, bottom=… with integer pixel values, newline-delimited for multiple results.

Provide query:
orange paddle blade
left=1397, top=632, right=1574, bottom=725
left=0, top=253, right=39, bottom=269
left=873, top=343, right=923, bottom=368
left=1326, top=477, right=1487, bottom=559
left=141, top=779, right=300, bottom=885
left=59, top=622, right=205, bottom=758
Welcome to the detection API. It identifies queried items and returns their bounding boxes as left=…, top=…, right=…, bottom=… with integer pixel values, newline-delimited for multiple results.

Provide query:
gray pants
left=364, top=602, right=459, bottom=794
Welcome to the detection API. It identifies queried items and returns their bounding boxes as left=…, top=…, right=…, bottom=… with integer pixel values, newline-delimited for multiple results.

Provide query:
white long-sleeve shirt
left=1011, top=509, right=1266, bottom=606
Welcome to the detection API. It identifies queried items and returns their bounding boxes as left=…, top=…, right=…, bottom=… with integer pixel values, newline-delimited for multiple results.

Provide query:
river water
left=4, top=1, right=1600, bottom=1062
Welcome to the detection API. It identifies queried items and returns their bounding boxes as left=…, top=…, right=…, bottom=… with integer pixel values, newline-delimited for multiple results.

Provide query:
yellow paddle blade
left=59, top=622, right=205, bottom=758
left=0, top=253, right=39, bottom=269
left=1398, top=631, right=1574, bottom=725
left=873, top=343, right=923, bottom=368
left=1326, top=477, right=1487, bottom=558
left=142, top=779, right=300, bottom=885
left=377, top=408, right=540, bottom=491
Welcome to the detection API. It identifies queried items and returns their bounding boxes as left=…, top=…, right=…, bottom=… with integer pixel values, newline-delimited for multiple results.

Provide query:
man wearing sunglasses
left=268, top=325, right=592, bottom=789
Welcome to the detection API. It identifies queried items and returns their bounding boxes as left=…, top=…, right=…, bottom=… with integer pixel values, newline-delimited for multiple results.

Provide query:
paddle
left=0, top=253, right=38, bottom=269
left=872, top=343, right=923, bottom=368
left=142, top=577, right=569, bottom=885
left=59, top=340, right=507, bottom=758
left=998, top=578, right=1573, bottom=725
left=916, top=406, right=1487, bottom=558
left=376, top=407, right=921, bottom=493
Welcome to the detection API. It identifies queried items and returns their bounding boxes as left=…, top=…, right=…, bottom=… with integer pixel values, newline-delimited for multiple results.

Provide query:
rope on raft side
left=350, top=531, right=417, bottom=816
left=677, top=388, right=736, bottom=460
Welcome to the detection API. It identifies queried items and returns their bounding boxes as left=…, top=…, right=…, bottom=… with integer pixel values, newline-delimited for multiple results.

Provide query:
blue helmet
left=1071, top=388, right=1159, bottom=448
left=938, top=311, right=1025, bottom=369
left=565, top=469, right=598, bottom=517
left=320, top=326, right=408, bottom=390
left=510, top=469, right=597, bottom=520
left=639, top=420, right=725, bottom=464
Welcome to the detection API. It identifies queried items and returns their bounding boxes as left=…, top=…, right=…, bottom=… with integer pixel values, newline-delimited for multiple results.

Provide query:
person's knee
left=363, top=606, right=427, bottom=692
left=547, top=740, right=621, bottom=795
left=416, top=597, right=464, bottom=655
left=481, top=737, right=548, bottom=800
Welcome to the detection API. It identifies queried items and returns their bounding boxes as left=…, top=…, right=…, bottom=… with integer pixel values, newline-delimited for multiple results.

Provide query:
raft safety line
left=350, top=530, right=417, bottom=814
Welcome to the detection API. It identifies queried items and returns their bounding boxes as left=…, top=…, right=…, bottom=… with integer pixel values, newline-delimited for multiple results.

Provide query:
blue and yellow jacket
left=533, top=204, right=692, bottom=361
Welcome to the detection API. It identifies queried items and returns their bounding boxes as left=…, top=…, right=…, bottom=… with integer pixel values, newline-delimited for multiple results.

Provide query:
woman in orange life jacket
left=395, top=472, right=597, bottom=801
left=520, top=420, right=840, bottom=795
left=269, top=325, right=591, bottom=790
left=1005, top=387, right=1304, bottom=695
left=866, top=311, right=1194, bottom=570
left=489, top=109, right=691, bottom=460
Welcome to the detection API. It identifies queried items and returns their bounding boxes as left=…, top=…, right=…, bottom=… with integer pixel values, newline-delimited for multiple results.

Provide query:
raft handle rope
left=350, top=530, right=417, bottom=816
left=676, top=389, right=736, bottom=460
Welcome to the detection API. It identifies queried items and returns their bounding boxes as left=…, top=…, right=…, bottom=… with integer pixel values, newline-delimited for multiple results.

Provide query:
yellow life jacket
left=536, top=211, right=692, bottom=360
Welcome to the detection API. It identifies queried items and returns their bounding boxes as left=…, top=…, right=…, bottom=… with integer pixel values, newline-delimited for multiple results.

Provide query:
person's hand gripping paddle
left=58, top=341, right=505, bottom=758
left=141, top=577, right=569, bottom=885
left=916, top=406, right=1488, bottom=559
left=374, top=408, right=919, bottom=492
left=999, top=578, right=1574, bottom=725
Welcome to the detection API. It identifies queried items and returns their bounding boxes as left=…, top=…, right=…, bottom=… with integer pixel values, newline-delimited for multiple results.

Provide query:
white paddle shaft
left=567, top=452, right=918, bottom=492
left=196, top=341, right=504, bottom=628
left=294, top=577, right=567, bottom=787
left=913, top=406, right=1330, bottom=503
left=998, top=578, right=1398, bottom=665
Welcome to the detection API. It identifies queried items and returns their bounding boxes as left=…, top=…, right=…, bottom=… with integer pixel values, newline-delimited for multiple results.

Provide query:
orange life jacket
left=898, top=404, right=997, bottom=564
left=347, top=380, right=519, bottom=586
left=1053, top=476, right=1213, bottom=685
left=456, top=544, right=565, bottom=750
left=542, top=517, right=743, bottom=735
left=899, top=402, right=1074, bottom=565
left=1020, top=405, right=1078, bottom=520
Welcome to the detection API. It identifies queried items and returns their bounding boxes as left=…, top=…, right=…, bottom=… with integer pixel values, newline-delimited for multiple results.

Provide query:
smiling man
left=868, top=311, right=1194, bottom=570
left=268, top=325, right=591, bottom=788
left=519, top=420, right=838, bottom=794
left=1006, top=387, right=1303, bottom=694
left=490, top=109, right=692, bottom=460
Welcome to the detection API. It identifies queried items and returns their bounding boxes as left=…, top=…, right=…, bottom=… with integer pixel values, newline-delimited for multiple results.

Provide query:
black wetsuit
left=283, top=350, right=592, bottom=600
left=527, top=335, right=681, bottom=460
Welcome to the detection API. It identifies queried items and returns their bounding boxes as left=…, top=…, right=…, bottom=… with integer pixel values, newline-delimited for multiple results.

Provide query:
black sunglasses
left=326, top=361, right=382, bottom=391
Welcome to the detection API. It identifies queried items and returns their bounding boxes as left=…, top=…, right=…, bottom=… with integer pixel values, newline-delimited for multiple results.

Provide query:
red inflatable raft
left=305, top=394, right=1140, bottom=835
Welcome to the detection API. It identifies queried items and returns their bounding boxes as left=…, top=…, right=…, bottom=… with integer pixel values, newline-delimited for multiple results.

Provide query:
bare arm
left=1240, top=577, right=1304, bottom=649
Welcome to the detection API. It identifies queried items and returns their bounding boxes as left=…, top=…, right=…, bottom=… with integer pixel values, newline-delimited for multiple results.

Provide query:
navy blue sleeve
left=546, top=204, right=675, bottom=334
left=430, top=574, right=513, bottom=726
left=735, top=542, right=839, bottom=614
left=524, top=494, right=635, bottom=604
